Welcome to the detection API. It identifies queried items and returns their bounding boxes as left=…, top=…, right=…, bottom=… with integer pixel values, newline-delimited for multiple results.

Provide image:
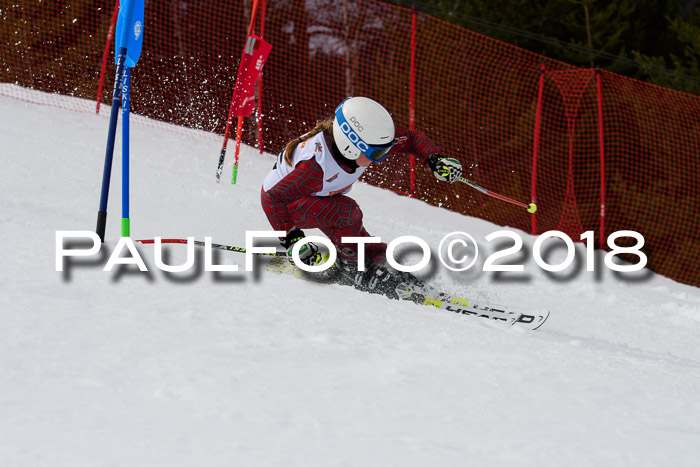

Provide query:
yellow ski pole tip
left=527, top=203, right=537, bottom=213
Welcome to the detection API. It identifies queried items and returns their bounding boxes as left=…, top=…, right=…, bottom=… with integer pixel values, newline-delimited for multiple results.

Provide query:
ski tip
left=511, top=309, right=550, bottom=330
left=531, top=310, right=550, bottom=330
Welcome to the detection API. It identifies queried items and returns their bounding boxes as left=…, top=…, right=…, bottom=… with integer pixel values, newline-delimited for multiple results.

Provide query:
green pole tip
left=121, top=217, right=131, bottom=237
left=231, top=165, right=238, bottom=185
left=527, top=203, right=537, bottom=214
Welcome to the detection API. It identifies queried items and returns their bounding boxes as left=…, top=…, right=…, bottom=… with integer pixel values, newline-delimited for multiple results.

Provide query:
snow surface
left=1, top=91, right=700, bottom=466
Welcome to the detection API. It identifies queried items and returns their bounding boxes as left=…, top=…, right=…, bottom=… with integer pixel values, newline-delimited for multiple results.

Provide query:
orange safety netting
left=1, top=0, right=698, bottom=286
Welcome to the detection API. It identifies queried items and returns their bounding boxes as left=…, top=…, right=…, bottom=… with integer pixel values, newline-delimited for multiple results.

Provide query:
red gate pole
left=531, top=65, right=546, bottom=235
left=218, top=0, right=261, bottom=183
left=96, top=0, right=120, bottom=114
left=407, top=7, right=417, bottom=196
left=596, top=70, right=606, bottom=248
left=232, top=0, right=261, bottom=183
left=256, top=0, right=266, bottom=155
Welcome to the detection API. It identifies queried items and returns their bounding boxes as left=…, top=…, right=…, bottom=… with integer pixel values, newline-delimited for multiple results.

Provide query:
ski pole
left=135, top=238, right=286, bottom=256
left=458, top=177, right=537, bottom=213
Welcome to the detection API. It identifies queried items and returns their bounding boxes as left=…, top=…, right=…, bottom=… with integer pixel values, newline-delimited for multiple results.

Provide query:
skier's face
left=357, top=154, right=372, bottom=167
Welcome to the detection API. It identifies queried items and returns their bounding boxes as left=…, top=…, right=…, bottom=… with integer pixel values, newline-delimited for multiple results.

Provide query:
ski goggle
left=335, top=101, right=395, bottom=162
left=365, top=140, right=395, bottom=162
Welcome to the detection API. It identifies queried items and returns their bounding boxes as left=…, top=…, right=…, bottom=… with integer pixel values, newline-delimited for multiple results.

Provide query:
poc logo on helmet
left=339, top=121, right=369, bottom=153
left=349, top=116, right=364, bottom=131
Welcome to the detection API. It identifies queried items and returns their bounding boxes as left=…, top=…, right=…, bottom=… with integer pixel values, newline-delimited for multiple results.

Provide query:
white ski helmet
left=332, top=97, right=395, bottom=162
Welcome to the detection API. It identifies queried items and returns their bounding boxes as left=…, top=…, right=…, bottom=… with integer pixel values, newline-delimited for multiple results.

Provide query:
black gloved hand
left=281, top=227, right=319, bottom=265
left=427, top=154, right=463, bottom=184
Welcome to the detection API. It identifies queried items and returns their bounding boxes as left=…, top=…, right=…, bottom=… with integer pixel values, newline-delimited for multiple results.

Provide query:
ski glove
left=427, top=154, right=463, bottom=184
left=281, top=227, right=319, bottom=265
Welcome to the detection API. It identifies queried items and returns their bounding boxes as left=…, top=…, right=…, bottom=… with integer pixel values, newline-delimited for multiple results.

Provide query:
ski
left=394, top=281, right=550, bottom=330
left=265, top=256, right=550, bottom=330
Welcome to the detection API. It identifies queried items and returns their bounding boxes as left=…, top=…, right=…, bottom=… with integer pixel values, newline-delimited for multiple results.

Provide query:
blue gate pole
left=121, top=67, right=131, bottom=237
left=95, top=0, right=138, bottom=242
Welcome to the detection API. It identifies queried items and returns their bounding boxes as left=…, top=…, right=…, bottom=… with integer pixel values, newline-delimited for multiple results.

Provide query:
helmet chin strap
left=325, top=131, right=360, bottom=171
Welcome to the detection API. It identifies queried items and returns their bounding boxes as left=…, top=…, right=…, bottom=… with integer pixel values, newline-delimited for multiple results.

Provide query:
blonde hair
left=283, top=118, right=334, bottom=166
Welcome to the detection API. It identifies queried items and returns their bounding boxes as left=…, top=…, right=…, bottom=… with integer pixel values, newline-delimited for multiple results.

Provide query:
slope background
left=1, top=90, right=699, bottom=466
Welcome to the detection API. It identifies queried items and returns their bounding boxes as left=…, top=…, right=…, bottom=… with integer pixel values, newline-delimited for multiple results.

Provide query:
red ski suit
left=261, top=129, right=441, bottom=259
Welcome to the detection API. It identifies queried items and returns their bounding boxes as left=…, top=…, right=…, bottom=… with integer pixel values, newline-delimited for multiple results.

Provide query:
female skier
left=261, top=96, right=462, bottom=288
